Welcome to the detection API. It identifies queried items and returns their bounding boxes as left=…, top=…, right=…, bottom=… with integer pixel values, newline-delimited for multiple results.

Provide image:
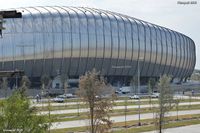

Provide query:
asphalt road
left=32, top=95, right=200, bottom=107
left=32, top=99, right=157, bottom=107
left=39, top=101, right=200, bottom=115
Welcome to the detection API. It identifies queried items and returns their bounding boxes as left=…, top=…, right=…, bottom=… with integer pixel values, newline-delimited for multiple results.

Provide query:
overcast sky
left=0, top=0, right=199, bottom=69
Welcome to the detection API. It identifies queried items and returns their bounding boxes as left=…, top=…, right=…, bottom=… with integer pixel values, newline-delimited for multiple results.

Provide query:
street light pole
left=138, top=57, right=142, bottom=126
left=15, top=75, right=18, bottom=89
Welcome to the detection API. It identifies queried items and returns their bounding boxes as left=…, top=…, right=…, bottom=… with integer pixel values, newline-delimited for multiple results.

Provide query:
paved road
left=32, top=95, right=200, bottom=107
left=32, top=99, right=157, bottom=107
left=39, top=101, right=200, bottom=115
left=50, top=109, right=200, bottom=129
left=143, top=124, right=200, bottom=133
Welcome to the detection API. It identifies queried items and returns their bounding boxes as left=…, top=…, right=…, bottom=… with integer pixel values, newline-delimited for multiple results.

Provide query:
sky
left=0, top=0, right=199, bottom=69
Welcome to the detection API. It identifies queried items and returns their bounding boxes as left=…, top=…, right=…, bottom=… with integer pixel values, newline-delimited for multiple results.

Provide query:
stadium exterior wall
left=0, top=6, right=196, bottom=82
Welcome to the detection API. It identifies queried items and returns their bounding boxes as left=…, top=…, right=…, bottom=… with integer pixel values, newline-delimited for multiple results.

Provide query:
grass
left=50, top=114, right=200, bottom=133
left=114, top=118, right=200, bottom=133
left=49, top=104, right=200, bottom=122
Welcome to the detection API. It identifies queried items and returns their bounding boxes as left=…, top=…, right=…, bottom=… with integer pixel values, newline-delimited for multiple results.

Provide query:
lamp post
left=14, top=69, right=19, bottom=89
left=138, top=57, right=143, bottom=126
left=15, top=74, right=18, bottom=89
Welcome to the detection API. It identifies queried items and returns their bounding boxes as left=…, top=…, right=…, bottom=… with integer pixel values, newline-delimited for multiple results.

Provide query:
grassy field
left=49, top=104, right=200, bottom=122
left=50, top=114, right=200, bottom=133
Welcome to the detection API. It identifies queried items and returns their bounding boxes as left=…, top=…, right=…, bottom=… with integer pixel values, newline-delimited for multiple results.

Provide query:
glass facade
left=0, top=6, right=196, bottom=80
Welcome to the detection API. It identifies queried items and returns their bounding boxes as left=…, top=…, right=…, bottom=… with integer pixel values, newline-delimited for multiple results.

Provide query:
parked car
left=115, top=90, right=122, bottom=94
left=151, top=93, right=160, bottom=98
left=129, top=95, right=140, bottom=99
left=53, top=97, right=64, bottom=103
left=64, top=93, right=75, bottom=98
left=120, top=86, right=131, bottom=94
left=57, top=93, right=75, bottom=99
left=57, top=94, right=66, bottom=99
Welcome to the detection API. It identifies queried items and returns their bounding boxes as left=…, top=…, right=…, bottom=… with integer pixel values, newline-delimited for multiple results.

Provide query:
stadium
left=0, top=6, right=196, bottom=87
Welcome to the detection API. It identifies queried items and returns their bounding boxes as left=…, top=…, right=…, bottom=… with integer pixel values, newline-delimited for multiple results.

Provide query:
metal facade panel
left=143, top=23, right=152, bottom=77
left=171, top=31, right=178, bottom=78
left=0, top=6, right=195, bottom=80
left=22, top=8, right=35, bottom=77
left=179, top=34, right=186, bottom=78
left=140, top=21, right=148, bottom=77
left=83, top=7, right=98, bottom=74
left=97, top=9, right=113, bottom=75
left=165, top=29, right=173, bottom=76
left=175, top=33, right=182, bottom=78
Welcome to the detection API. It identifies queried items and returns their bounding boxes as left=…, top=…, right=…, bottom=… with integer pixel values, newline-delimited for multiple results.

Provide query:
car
left=53, top=97, right=64, bottom=103
left=115, top=90, right=122, bottom=94
left=129, top=95, right=140, bottom=99
left=64, top=93, right=75, bottom=98
left=151, top=93, right=160, bottom=98
left=57, top=94, right=66, bottom=99
left=57, top=93, right=75, bottom=99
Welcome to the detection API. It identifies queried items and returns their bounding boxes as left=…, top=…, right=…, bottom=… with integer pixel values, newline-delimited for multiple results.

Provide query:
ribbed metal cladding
left=0, top=6, right=196, bottom=80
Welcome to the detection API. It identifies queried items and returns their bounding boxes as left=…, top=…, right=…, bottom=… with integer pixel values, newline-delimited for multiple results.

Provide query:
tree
left=190, top=72, right=200, bottom=90
left=41, top=74, right=51, bottom=96
left=60, top=74, right=68, bottom=94
left=130, top=76, right=138, bottom=95
left=149, top=78, right=156, bottom=93
left=77, top=69, right=115, bottom=133
left=19, top=75, right=31, bottom=97
left=190, top=73, right=200, bottom=81
left=155, top=75, right=174, bottom=133
left=0, top=90, right=50, bottom=133
left=1, top=77, right=8, bottom=98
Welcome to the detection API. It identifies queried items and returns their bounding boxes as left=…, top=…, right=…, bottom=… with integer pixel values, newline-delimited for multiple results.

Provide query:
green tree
left=190, top=72, right=200, bottom=81
left=130, top=76, right=138, bottom=95
left=190, top=72, right=200, bottom=90
left=19, top=75, right=31, bottom=97
left=61, top=74, right=68, bottom=94
left=78, top=69, right=115, bottom=133
left=155, top=75, right=174, bottom=133
left=1, top=77, right=8, bottom=98
left=41, top=74, right=51, bottom=96
left=0, top=90, right=50, bottom=133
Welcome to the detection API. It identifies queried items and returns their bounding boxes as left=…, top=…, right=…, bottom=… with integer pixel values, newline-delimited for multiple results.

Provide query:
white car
left=129, top=95, right=140, bottom=99
left=57, top=94, right=65, bottom=98
left=57, top=93, right=75, bottom=99
left=115, top=90, right=122, bottom=94
left=53, top=97, right=64, bottom=103
left=151, top=93, right=160, bottom=98
left=64, top=93, right=75, bottom=98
